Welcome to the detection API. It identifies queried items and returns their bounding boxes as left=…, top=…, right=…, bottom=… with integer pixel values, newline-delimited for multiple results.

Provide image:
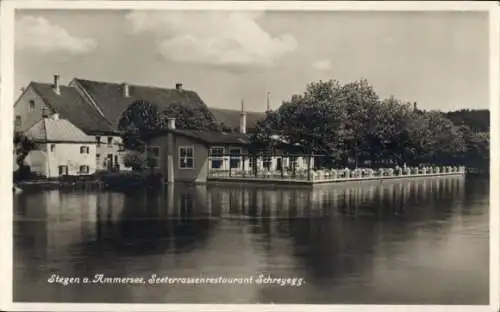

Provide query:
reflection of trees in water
left=204, top=177, right=468, bottom=283
left=206, top=177, right=466, bottom=219
left=462, top=175, right=489, bottom=212
left=12, top=176, right=483, bottom=302
left=80, top=186, right=217, bottom=257
left=278, top=177, right=468, bottom=282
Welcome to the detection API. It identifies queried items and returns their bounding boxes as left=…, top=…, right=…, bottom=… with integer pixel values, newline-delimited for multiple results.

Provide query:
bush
left=123, top=152, right=146, bottom=171
left=13, top=165, right=44, bottom=182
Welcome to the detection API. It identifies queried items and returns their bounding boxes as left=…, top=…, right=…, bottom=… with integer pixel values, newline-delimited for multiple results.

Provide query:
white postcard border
left=1, top=1, right=498, bottom=312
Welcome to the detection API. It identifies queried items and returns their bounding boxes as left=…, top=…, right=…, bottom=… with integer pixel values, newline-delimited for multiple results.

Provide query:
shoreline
left=13, top=171, right=472, bottom=191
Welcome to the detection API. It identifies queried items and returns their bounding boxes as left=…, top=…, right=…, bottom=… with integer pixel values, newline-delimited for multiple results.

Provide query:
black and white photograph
left=1, top=1, right=498, bottom=311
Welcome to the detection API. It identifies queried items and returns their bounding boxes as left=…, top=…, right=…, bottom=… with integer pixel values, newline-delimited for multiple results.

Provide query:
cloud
left=16, top=16, right=97, bottom=54
left=312, top=59, right=332, bottom=71
left=125, top=11, right=297, bottom=70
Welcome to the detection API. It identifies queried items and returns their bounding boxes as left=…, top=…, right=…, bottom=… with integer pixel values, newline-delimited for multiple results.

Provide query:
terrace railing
left=208, top=165, right=466, bottom=182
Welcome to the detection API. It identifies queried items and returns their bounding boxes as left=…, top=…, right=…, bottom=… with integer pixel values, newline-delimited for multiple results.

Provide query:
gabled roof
left=144, top=128, right=251, bottom=146
left=30, top=82, right=116, bottom=135
left=25, top=116, right=96, bottom=143
left=209, top=107, right=266, bottom=131
left=72, top=78, right=215, bottom=128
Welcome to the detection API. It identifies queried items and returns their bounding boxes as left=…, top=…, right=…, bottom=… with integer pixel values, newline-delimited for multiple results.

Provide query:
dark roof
left=144, top=128, right=251, bottom=146
left=30, top=82, right=116, bottom=135
left=73, top=78, right=213, bottom=128
left=209, top=107, right=266, bottom=131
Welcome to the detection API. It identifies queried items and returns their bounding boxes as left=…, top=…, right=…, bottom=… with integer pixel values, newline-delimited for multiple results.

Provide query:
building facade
left=144, top=117, right=313, bottom=183
left=14, top=75, right=131, bottom=172
left=15, top=74, right=308, bottom=181
left=24, top=114, right=97, bottom=178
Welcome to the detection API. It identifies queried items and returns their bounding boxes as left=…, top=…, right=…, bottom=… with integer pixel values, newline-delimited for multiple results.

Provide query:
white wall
left=43, top=143, right=97, bottom=177
left=14, top=86, right=54, bottom=132
left=95, top=135, right=130, bottom=171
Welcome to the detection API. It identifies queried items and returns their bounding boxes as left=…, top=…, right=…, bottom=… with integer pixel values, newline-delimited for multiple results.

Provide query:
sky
left=13, top=9, right=489, bottom=112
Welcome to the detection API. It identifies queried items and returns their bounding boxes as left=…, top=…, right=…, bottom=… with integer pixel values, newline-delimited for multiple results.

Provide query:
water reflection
left=13, top=176, right=488, bottom=304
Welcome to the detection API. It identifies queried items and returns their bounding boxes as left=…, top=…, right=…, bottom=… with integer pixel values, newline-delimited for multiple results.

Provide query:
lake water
left=13, top=175, right=489, bottom=304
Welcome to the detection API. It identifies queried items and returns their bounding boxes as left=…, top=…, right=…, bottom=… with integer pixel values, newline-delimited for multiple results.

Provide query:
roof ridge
left=73, top=77, right=195, bottom=92
left=31, top=81, right=72, bottom=88
left=210, top=107, right=266, bottom=114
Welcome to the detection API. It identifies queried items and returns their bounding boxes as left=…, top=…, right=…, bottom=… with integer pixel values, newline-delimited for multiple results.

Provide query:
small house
left=143, top=113, right=314, bottom=183
left=24, top=114, right=97, bottom=178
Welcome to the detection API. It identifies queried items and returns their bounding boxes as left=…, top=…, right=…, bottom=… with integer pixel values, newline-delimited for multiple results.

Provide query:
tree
left=118, top=100, right=167, bottom=153
left=269, top=80, right=345, bottom=154
left=118, top=100, right=166, bottom=133
left=251, top=78, right=471, bottom=169
left=460, top=126, right=489, bottom=170
left=160, top=103, right=227, bottom=132
left=122, top=151, right=147, bottom=171
left=14, top=132, right=35, bottom=168
left=336, top=79, right=380, bottom=166
left=13, top=132, right=36, bottom=181
left=444, top=109, right=489, bottom=133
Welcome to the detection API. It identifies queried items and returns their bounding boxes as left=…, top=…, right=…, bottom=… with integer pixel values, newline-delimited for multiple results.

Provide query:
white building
left=24, top=114, right=97, bottom=177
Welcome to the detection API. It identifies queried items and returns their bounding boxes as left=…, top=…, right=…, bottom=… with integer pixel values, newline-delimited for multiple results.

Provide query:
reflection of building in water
left=203, top=177, right=467, bottom=220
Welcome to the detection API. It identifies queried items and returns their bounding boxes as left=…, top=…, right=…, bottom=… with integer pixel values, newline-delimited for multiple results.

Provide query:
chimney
left=53, top=73, right=60, bottom=95
left=413, top=102, right=418, bottom=111
left=52, top=113, right=60, bottom=120
left=175, top=83, right=183, bottom=91
left=167, top=117, right=176, bottom=130
left=122, top=83, right=130, bottom=97
left=240, top=99, right=247, bottom=134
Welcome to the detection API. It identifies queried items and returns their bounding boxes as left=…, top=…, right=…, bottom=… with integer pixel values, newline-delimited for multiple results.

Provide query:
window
left=146, top=146, right=160, bottom=168
left=105, top=154, right=113, bottom=170
left=15, top=116, right=21, bottom=128
left=209, top=146, right=224, bottom=169
left=80, top=146, right=90, bottom=154
left=29, top=100, right=35, bottom=112
left=229, top=147, right=242, bottom=169
left=107, top=137, right=113, bottom=147
left=96, top=136, right=101, bottom=147
left=50, top=144, right=55, bottom=152
left=263, top=153, right=272, bottom=170
left=58, top=165, right=68, bottom=176
left=249, top=156, right=257, bottom=168
left=289, top=156, right=298, bottom=170
left=96, top=154, right=101, bottom=166
left=179, top=146, right=194, bottom=169
left=79, top=165, right=89, bottom=174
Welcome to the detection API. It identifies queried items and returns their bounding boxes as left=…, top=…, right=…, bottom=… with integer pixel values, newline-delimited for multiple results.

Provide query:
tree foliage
left=118, top=100, right=228, bottom=162
left=252, top=79, right=487, bottom=169
left=14, top=131, right=36, bottom=168
left=444, top=109, right=489, bottom=133
left=161, top=103, right=229, bottom=132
